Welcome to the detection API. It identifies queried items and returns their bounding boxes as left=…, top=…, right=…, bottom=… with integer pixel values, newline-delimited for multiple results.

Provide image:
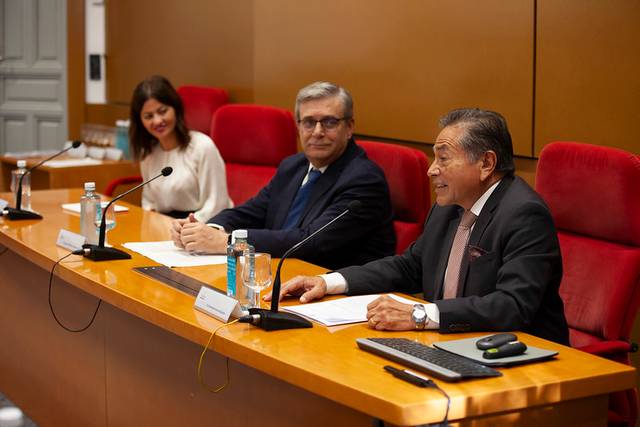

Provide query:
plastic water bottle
left=226, top=229, right=254, bottom=309
left=80, top=182, right=101, bottom=245
left=115, top=119, right=130, bottom=160
left=10, top=160, right=31, bottom=211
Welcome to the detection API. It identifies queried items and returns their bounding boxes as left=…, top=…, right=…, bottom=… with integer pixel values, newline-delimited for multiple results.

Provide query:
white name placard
left=56, top=229, right=86, bottom=252
left=194, top=286, right=246, bottom=322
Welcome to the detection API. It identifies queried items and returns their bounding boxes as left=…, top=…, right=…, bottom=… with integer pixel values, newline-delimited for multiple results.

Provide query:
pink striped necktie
left=443, top=210, right=478, bottom=299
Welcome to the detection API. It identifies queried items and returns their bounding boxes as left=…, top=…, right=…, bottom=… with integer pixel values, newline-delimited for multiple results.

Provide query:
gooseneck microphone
left=82, top=166, right=173, bottom=261
left=4, top=140, right=83, bottom=220
left=240, top=200, right=362, bottom=331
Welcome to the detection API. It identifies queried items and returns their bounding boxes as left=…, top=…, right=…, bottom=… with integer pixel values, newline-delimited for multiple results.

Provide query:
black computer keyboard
left=356, top=337, right=502, bottom=382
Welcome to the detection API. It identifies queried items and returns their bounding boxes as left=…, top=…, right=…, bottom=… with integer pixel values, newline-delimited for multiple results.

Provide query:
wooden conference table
left=0, top=189, right=635, bottom=427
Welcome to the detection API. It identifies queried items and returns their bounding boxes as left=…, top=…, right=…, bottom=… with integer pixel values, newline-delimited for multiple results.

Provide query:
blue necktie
left=282, top=168, right=322, bottom=229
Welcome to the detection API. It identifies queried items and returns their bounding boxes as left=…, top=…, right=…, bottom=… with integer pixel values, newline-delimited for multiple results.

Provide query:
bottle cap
left=84, top=181, right=96, bottom=191
left=0, top=406, right=24, bottom=427
left=232, top=229, right=248, bottom=239
left=16, top=160, right=26, bottom=168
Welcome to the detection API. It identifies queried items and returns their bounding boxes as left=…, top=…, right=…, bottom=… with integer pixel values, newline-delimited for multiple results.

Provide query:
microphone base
left=3, top=208, right=43, bottom=220
left=249, top=308, right=313, bottom=331
left=82, top=244, right=131, bottom=261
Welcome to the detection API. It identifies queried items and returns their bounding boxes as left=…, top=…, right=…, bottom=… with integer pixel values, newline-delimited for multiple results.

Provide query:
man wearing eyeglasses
left=171, top=81, right=396, bottom=269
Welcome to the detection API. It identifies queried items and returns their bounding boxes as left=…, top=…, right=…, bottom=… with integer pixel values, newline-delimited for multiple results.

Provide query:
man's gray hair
left=295, top=81, right=353, bottom=120
left=439, top=108, right=515, bottom=175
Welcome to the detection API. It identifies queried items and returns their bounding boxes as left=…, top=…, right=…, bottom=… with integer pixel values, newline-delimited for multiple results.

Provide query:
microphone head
left=71, top=140, right=82, bottom=148
left=347, top=200, right=362, bottom=214
left=161, top=166, right=173, bottom=176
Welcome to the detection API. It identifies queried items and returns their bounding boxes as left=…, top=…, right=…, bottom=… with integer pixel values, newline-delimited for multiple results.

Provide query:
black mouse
left=482, top=341, right=527, bottom=359
left=475, top=333, right=518, bottom=350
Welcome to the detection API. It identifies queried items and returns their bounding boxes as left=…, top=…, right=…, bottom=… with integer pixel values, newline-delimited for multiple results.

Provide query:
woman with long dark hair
left=129, top=75, right=232, bottom=220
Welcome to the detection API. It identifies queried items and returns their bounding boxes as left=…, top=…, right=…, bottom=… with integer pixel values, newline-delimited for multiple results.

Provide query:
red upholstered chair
left=176, top=85, right=229, bottom=135
left=357, top=140, right=431, bottom=254
left=102, top=175, right=143, bottom=205
left=103, top=175, right=143, bottom=197
left=210, top=104, right=298, bottom=205
left=536, top=141, right=640, bottom=427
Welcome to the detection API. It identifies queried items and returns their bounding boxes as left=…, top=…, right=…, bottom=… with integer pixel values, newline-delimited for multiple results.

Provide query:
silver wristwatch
left=412, top=304, right=427, bottom=330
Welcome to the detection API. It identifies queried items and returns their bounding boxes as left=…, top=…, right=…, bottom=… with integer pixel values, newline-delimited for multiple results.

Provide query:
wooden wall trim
left=66, top=0, right=85, bottom=140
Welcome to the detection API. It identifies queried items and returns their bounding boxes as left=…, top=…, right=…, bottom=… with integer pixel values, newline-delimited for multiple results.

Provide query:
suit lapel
left=298, top=139, right=359, bottom=225
left=274, top=163, right=309, bottom=228
left=458, top=175, right=514, bottom=296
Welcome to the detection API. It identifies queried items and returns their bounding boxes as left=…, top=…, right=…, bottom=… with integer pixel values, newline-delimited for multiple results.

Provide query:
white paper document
left=123, top=241, right=227, bottom=267
left=4, top=149, right=60, bottom=158
left=44, top=158, right=103, bottom=168
left=282, top=294, right=421, bottom=326
left=62, top=202, right=129, bottom=213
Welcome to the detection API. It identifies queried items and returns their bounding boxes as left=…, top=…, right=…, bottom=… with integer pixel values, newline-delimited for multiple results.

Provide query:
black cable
left=48, top=251, right=102, bottom=333
left=430, top=381, right=451, bottom=427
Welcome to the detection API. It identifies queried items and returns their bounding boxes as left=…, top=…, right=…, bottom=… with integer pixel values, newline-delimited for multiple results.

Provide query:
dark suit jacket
left=208, top=140, right=396, bottom=269
left=340, top=175, right=570, bottom=345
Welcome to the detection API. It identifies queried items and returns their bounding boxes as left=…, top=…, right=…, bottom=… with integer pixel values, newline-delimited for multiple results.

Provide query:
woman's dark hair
left=129, top=75, right=190, bottom=160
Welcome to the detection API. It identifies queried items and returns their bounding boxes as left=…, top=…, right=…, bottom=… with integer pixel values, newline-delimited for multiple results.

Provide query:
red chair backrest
left=210, top=104, right=298, bottom=205
left=177, top=85, right=228, bottom=135
left=358, top=140, right=431, bottom=254
left=102, top=175, right=143, bottom=205
left=103, top=175, right=143, bottom=197
left=536, top=141, right=640, bottom=348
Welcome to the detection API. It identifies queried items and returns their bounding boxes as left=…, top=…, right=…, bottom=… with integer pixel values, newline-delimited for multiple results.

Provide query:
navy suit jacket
left=208, top=140, right=396, bottom=269
left=340, top=175, right=570, bottom=345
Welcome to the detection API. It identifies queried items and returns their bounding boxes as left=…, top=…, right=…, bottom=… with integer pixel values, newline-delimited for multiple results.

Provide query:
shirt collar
left=469, top=179, right=501, bottom=217
left=308, top=163, right=328, bottom=174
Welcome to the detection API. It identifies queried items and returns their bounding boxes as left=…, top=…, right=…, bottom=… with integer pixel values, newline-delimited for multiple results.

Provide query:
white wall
left=85, top=0, right=106, bottom=103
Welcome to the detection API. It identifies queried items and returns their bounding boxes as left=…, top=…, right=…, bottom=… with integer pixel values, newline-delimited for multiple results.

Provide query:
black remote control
left=483, top=341, right=528, bottom=359
left=475, top=333, right=518, bottom=350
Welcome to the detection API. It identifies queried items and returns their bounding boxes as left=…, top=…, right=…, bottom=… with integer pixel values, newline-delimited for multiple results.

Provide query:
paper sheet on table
left=282, top=294, right=421, bottom=326
left=123, top=241, right=227, bottom=267
left=4, top=149, right=60, bottom=158
left=62, top=202, right=129, bottom=213
left=43, top=158, right=103, bottom=168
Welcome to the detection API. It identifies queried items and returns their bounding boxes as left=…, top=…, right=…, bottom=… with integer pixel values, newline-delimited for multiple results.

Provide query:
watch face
left=412, top=306, right=427, bottom=323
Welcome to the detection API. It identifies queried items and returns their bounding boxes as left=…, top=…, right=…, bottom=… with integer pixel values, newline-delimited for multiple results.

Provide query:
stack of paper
left=283, top=294, right=420, bottom=326
left=123, top=241, right=226, bottom=267
left=44, top=158, right=102, bottom=168
left=62, top=202, right=129, bottom=213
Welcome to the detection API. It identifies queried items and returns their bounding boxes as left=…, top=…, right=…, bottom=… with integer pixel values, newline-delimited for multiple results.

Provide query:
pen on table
left=384, top=365, right=434, bottom=387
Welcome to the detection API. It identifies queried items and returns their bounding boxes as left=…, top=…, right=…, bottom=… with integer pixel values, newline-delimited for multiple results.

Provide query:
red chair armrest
left=576, top=340, right=634, bottom=357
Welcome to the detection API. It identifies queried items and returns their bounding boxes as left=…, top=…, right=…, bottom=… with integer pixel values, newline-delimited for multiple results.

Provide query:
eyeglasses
left=297, top=116, right=351, bottom=131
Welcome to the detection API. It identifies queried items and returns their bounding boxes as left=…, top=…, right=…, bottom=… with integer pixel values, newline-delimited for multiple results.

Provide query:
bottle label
left=227, top=255, right=236, bottom=297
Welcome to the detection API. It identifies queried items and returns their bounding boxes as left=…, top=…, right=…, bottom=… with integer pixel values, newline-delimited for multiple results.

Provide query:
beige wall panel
left=253, top=0, right=534, bottom=156
left=85, top=103, right=130, bottom=126
left=106, top=0, right=254, bottom=104
left=535, top=0, right=640, bottom=155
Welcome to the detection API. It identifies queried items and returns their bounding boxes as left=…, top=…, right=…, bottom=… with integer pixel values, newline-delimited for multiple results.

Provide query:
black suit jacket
left=208, top=140, right=396, bottom=269
left=340, top=175, right=569, bottom=345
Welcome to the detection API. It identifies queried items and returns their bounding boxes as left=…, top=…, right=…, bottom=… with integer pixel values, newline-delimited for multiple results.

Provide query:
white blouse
left=140, top=131, right=233, bottom=222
